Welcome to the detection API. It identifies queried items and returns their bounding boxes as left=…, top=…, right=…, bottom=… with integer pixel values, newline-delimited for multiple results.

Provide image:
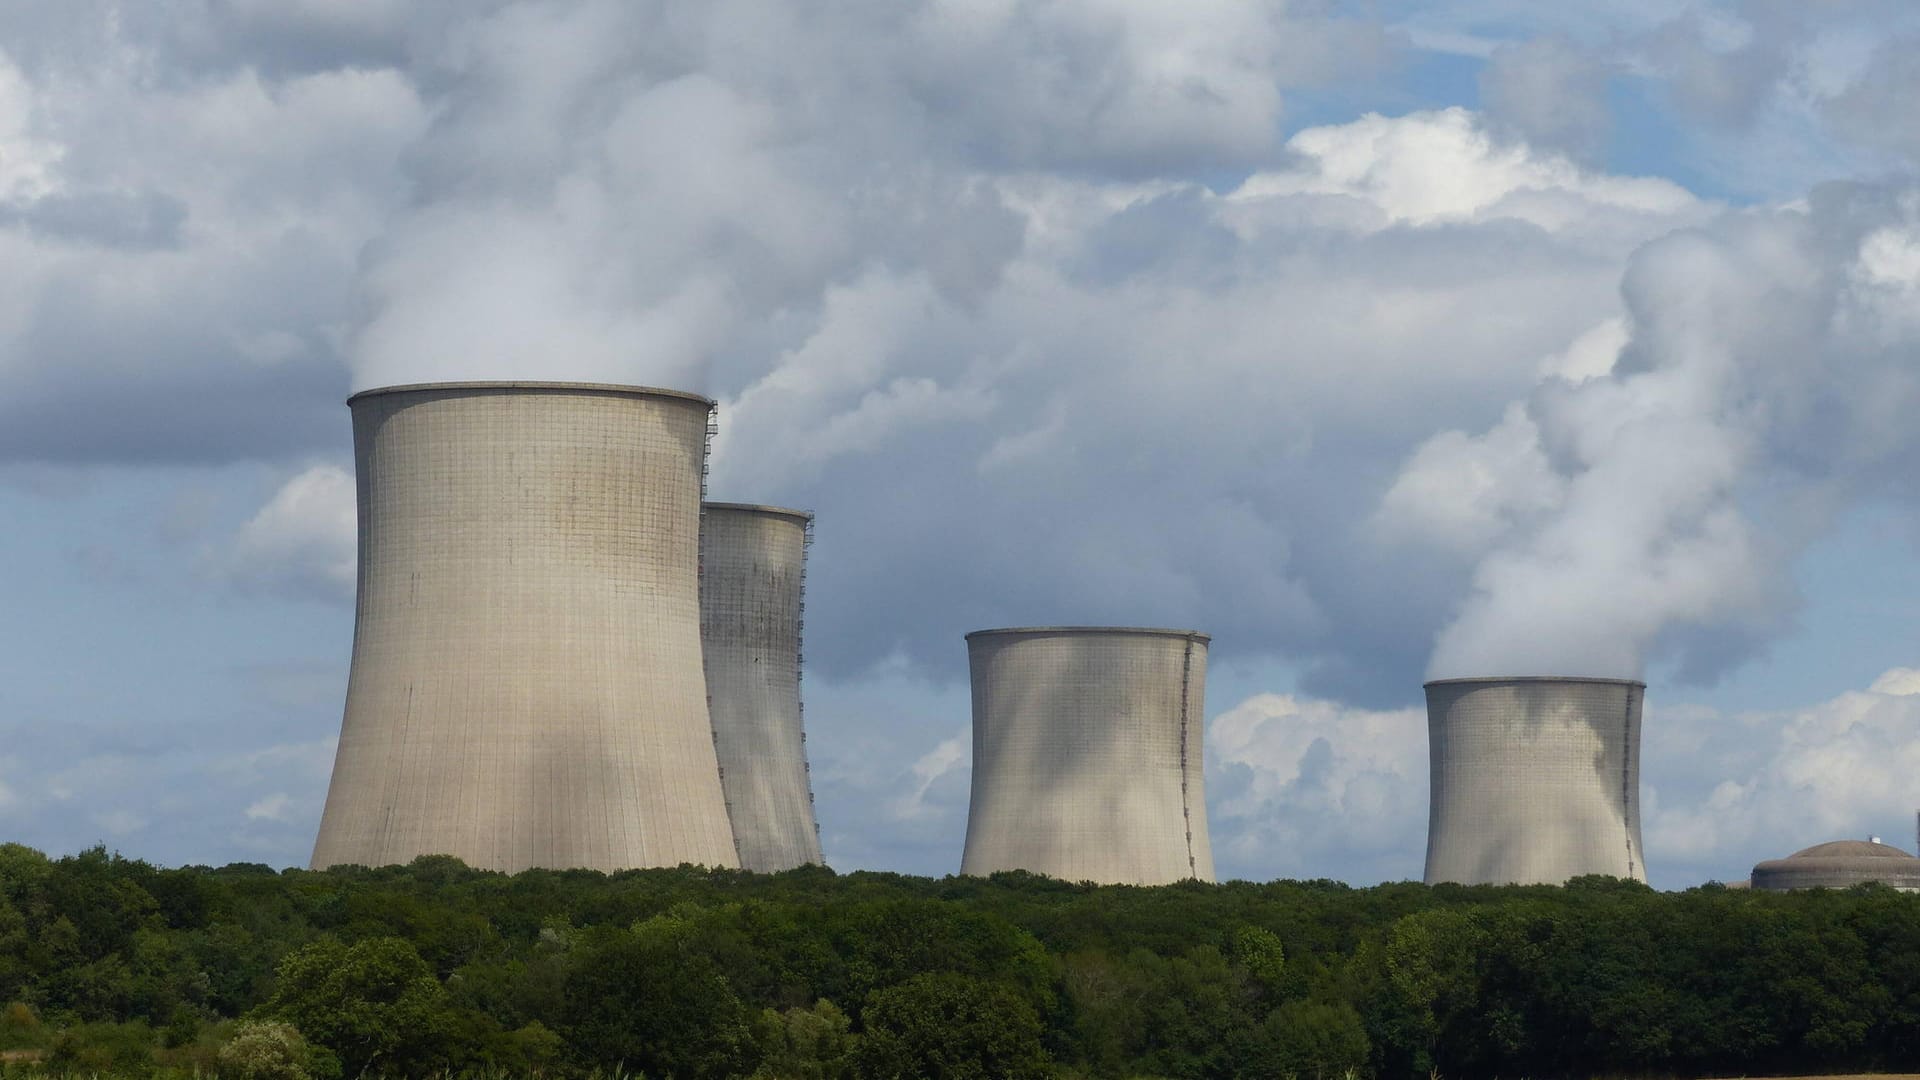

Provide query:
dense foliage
left=4, top=842, right=1920, bottom=1078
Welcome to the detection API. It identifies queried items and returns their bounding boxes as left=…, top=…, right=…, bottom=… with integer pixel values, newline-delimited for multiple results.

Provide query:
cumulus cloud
left=1647, top=667, right=1920, bottom=884
left=224, top=465, right=356, bottom=602
left=1231, top=106, right=1693, bottom=229
left=1372, top=403, right=1564, bottom=557
left=699, top=108, right=1713, bottom=706
left=344, top=0, right=1388, bottom=392
left=1207, top=692, right=1427, bottom=882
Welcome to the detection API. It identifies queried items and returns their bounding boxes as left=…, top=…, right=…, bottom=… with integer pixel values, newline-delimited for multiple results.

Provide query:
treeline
left=4, top=843, right=1920, bottom=1079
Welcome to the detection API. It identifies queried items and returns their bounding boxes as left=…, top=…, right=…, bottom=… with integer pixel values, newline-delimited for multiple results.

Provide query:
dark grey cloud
left=0, top=190, right=186, bottom=249
left=0, top=4, right=423, bottom=466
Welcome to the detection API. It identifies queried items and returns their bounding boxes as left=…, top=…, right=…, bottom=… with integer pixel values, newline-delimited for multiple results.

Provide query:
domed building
left=1750, top=839, right=1920, bottom=892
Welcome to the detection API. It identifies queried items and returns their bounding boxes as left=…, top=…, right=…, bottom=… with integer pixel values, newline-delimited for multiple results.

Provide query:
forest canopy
left=3, top=842, right=1919, bottom=1078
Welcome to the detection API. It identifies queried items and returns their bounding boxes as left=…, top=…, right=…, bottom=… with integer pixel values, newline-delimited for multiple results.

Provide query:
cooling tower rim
left=965, top=625, right=1211, bottom=643
left=1424, top=675, right=1647, bottom=689
left=346, top=381, right=715, bottom=407
left=703, top=501, right=814, bottom=522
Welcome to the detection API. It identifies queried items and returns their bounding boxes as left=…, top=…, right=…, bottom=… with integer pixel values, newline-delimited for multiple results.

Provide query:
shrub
left=218, top=1020, right=321, bottom=1080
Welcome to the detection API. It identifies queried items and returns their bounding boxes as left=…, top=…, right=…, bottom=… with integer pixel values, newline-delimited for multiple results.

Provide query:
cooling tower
left=700, top=502, right=823, bottom=872
left=1423, top=676, right=1646, bottom=886
left=310, top=382, right=739, bottom=873
left=961, top=627, right=1214, bottom=885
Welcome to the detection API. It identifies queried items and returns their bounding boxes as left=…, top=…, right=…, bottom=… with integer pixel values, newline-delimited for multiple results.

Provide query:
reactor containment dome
left=960, top=626, right=1214, bottom=886
left=1424, top=676, right=1646, bottom=886
left=311, top=382, right=740, bottom=874
left=1751, top=840, right=1920, bottom=891
left=700, top=502, right=824, bottom=872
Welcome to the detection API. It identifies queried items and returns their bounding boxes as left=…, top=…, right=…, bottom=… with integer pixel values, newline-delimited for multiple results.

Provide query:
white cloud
left=1373, top=403, right=1564, bottom=556
left=1207, top=692, right=1426, bottom=882
left=1538, top=315, right=1629, bottom=382
left=1231, top=107, right=1694, bottom=230
left=889, top=733, right=970, bottom=822
left=0, top=50, right=59, bottom=200
left=1648, top=666, right=1920, bottom=881
left=225, top=465, right=355, bottom=601
left=245, top=793, right=296, bottom=823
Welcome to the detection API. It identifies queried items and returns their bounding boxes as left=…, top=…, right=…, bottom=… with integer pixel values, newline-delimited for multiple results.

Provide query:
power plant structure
left=310, top=382, right=740, bottom=874
left=700, top=502, right=823, bottom=872
left=1423, top=676, right=1646, bottom=886
left=961, top=627, right=1214, bottom=886
left=1750, top=839, right=1920, bottom=891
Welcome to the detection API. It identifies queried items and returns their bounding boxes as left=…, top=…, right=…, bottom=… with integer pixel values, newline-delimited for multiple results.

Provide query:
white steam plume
left=1399, top=186, right=1920, bottom=680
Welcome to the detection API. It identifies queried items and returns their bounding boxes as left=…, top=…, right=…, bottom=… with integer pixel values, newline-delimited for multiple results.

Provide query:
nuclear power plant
left=700, top=502, right=823, bottom=872
left=291, top=379, right=1892, bottom=893
left=1423, top=676, right=1646, bottom=886
left=960, top=627, right=1214, bottom=886
left=311, top=382, right=739, bottom=874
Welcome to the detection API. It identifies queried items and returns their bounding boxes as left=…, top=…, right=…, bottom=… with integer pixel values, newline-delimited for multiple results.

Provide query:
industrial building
left=1750, top=839, right=1920, bottom=891
left=311, top=382, right=740, bottom=874
left=1424, top=676, right=1646, bottom=886
left=961, top=626, right=1214, bottom=885
left=700, top=502, right=824, bottom=872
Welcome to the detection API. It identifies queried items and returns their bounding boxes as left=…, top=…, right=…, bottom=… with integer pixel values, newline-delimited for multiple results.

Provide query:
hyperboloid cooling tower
left=1423, top=676, right=1646, bottom=886
left=310, top=382, right=740, bottom=873
left=700, top=502, right=823, bottom=872
left=961, top=627, right=1214, bottom=885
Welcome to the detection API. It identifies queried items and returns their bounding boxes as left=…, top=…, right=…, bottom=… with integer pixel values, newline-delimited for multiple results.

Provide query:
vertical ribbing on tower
left=311, top=382, right=740, bottom=873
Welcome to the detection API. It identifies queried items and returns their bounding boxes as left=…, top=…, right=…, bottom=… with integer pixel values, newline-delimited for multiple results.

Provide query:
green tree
left=562, top=918, right=757, bottom=1080
left=1232, top=925, right=1287, bottom=997
left=854, top=972, right=1049, bottom=1080
left=1234, top=999, right=1371, bottom=1080
left=258, top=937, right=453, bottom=1077
left=751, top=999, right=856, bottom=1079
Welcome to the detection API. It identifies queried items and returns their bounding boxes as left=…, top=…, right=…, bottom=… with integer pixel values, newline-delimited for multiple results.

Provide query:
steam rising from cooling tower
left=311, top=382, right=739, bottom=873
left=1411, top=193, right=1920, bottom=687
left=1424, top=676, right=1646, bottom=886
left=961, top=627, right=1213, bottom=886
left=700, top=502, right=824, bottom=872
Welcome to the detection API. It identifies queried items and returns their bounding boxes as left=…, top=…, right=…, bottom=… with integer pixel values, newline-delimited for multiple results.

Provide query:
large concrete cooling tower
left=1423, top=676, right=1646, bottom=886
left=960, top=627, right=1214, bottom=885
left=310, top=382, right=740, bottom=873
left=700, top=502, right=823, bottom=872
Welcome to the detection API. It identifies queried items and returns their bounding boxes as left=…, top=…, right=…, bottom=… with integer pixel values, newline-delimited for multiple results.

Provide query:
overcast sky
left=5, top=0, right=1920, bottom=888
